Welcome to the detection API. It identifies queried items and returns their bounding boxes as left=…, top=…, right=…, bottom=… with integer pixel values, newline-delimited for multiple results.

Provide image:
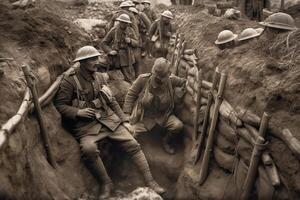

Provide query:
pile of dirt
left=165, top=4, right=300, bottom=198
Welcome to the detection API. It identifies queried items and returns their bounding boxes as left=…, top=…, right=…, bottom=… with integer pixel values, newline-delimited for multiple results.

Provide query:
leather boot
left=162, top=133, right=176, bottom=154
left=131, top=151, right=166, bottom=195
left=85, top=157, right=113, bottom=199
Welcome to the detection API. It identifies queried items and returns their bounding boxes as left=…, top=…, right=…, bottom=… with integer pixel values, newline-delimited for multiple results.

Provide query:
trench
left=0, top=0, right=300, bottom=200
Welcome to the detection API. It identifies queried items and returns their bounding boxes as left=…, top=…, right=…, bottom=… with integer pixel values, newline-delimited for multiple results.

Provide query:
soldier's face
left=143, top=3, right=149, bottom=9
left=152, top=72, right=170, bottom=87
left=84, top=57, right=99, bottom=72
left=119, top=21, right=128, bottom=29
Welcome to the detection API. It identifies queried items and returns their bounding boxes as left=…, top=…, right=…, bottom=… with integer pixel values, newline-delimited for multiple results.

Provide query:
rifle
left=192, top=67, right=220, bottom=165
left=170, top=32, right=179, bottom=68
left=198, top=71, right=227, bottom=184
left=22, top=65, right=56, bottom=168
left=241, top=112, right=270, bottom=200
left=193, top=68, right=203, bottom=141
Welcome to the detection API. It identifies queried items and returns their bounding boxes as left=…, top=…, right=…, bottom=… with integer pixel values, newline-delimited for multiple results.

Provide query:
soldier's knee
left=80, top=142, right=99, bottom=158
left=171, top=120, right=184, bottom=133
left=123, top=140, right=141, bottom=155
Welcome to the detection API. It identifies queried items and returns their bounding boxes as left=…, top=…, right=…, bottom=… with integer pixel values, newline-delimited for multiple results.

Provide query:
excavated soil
left=167, top=4, right=300, bottom=198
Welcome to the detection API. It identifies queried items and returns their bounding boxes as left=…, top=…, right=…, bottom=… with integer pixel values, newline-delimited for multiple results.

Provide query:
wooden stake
left=198, top=70, right=227, bottom=184
left=22, top=65, right=56, bottom=168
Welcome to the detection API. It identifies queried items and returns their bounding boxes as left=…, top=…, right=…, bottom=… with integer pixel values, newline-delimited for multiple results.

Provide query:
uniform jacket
left=148, top=18, right=173, bottom=42
left=102, top=25, right=139, bottom=67
left=54, top=67, right=127, bottom=138
left=123, top=73, right=185, bottom=129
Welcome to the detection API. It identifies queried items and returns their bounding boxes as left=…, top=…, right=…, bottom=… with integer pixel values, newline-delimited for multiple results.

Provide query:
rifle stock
left=198, top=71, right=227, bottom=184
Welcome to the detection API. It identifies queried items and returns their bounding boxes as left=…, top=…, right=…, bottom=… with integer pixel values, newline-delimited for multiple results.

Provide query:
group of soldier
left=54, top=1, right=298, bottom=199
left=54, top=1, right=181, bottom=199
left=101, top=0, right=174, bottom=83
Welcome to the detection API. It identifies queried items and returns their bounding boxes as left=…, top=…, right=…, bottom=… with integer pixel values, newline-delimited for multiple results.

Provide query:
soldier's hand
left=125, top=37, right=131, bottom=44
left=123, top=122, right=134, bottom=134
left=108, top=50, right=117, bottom=56
left=77, top=108, right=96, bottom=118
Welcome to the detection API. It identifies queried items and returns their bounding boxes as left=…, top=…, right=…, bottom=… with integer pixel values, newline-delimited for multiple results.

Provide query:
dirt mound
left=165, top=4, right=300, bottom=198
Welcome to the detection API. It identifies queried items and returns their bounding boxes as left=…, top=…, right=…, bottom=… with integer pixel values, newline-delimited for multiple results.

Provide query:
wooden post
left=22, top=65, right=56, bottom=168
left=192, top=67, right=220, bottom=165
left=193, top=68, right=203, bottom=141
left=240, top=112, right=270, bottom=200
left=198, top=71, right=227, bottom=184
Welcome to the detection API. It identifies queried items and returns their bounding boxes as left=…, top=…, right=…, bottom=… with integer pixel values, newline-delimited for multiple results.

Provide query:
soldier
left=259, top=12, right=297, bottom=35
left=239, top=0, right=271, bottom=21
left=141, top=0, right=157, bottom=23
left=237, top=28, right=264, bottom=45
left=54, top=46, right=165, bottom=199
left=102, top=14, right=139, bottom=83
left=129, top=7, right=151, bottom=60
left=148, top=10, right=174, bottom=58
left=106, top=1, right=137, bottom=33
left=215, top=30, right=237, bottom=50
left=123, top=57, right=186, bottom=154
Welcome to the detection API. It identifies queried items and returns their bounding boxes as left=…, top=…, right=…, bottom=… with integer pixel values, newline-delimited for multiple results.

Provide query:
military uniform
left=123, top=73, right=184, bottom=136
left=106, top=10, right=139, bottom=35
left=102, top=25, right=139, bottom=83
left=148, top=19, right=174, bottom=58
left=143, top=8, right=157, bottom=23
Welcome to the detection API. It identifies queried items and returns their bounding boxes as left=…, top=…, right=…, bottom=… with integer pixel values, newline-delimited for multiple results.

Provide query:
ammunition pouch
left=92, top=98, right=102, bottom=109
left=72, top=99, right=87, bottom=109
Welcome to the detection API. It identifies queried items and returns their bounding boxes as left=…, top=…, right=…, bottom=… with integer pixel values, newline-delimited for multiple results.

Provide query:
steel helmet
left=132, top=0, right=140, bottom=4
left=215, top=30, right=237, bottom=44
left=161, top=10, right=173, bottom=19
left=129, top=7, right=139, bottom=14
left=151, top=57, right=170, bottom=77
left=125, top=0, right=135, bottom=6
left=74, top=46, right=101, bottom=62
left=259, top=12, right=297, bottom=31
left=116, top=14, right=132, bottom=24
left=141, top=0, right=151, bottom=4
left=255, top=27, right=264, bottom=35
left=119, top=1, right=131, bottom=8
left=238, top=28, right=260, bottom=41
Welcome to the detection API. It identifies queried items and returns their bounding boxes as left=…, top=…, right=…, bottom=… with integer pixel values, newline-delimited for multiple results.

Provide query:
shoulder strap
left=73, top=74, right=83, bottom=91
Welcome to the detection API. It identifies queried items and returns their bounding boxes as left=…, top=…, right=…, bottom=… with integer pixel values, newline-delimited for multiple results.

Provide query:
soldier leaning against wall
left=54, top=46, right=165, bottom=199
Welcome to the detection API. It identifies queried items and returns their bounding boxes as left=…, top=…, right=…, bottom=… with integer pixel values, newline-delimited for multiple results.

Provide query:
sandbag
left=186, top=84, right=195, bottom=97
left=183, top=93, right=196, bottom=107
left=193, top=96, right=208, bottom=106
left=236, top=137, right=253, bottom=165
left=236, top=127, right=255, bottom=145
left=214, top=145, right=235, bottom=172
left=202, top=80, right=212, bottom=90
left=236, top=106, right=260, bottom=128
left=215, top=133, right=236, bottom=155
left=244, top=124, right=260, bottom=140
left=217, top=118, right=238, bottom=144
left=177, top=59, right=190, bottom=78
left=219, top=100, right=243, bottom=127
left=187, top=76, right=196, bottom=88
left=187, top=66, right=198, bottom=78
left=262, top=152, right=280, bottom=186
left=281, top=129, right=300, bottom=161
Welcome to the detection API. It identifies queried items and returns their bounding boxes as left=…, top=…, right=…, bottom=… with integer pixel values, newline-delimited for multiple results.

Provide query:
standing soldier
left=148, top=10, right=174, bottom=58
left=141, top=0, right=157, bottom=23
left=106, top=1, right=138, bottom=34
left=54, top=46, right=165, bottom=199
left=102, top=14, right=139, bottom=83
left=129, top=7, right=151, bottom=62
left=123, top=57, right=186, bottom=154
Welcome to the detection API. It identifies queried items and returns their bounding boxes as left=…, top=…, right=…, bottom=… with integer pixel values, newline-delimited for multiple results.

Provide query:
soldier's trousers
left=79, top=124, right=154, bottom=184
left=132, top=114, right=184, bottom=136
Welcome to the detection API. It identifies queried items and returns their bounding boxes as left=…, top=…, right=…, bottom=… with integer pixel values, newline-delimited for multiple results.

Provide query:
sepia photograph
left=0, top=0, right=299, bottom=199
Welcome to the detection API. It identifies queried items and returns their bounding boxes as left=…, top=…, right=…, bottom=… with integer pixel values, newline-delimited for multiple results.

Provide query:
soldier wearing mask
left=102, top=14, right=139, bottom=83
left=149, top=10, right=174, bottom=58
left=54, top=46, right=165, bottom=199
left=123, top=57, right=186, bottom=154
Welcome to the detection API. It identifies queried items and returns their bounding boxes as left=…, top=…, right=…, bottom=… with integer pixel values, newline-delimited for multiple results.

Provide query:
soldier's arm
left=140, top=12, right=151, bottom=30
left=128, top=29, right=139, bottom=47
left=109, top=97, right=128, bottom=122
left=151, top=10, right=157, bottom=21
left=101, top=28, right=114, bottom=53
left=54, top=78, right=79, bottom=120
left=123, top=75, right=145, bottom=114
left=170, top=74, right=187, bottom=87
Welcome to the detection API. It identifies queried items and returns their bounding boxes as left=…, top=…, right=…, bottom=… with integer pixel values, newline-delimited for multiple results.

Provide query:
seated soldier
left=215, top=30, right=237, bottom=50
left=54, top=46, right=165, bottom=199
left=123, top=57, right=186, bottom=154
